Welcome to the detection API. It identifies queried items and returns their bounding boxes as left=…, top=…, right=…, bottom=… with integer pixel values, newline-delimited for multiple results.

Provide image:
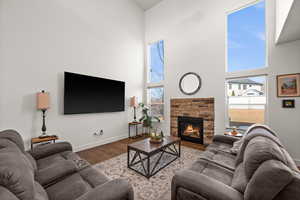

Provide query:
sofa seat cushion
left=37, top=153, right=69, bottom=170
left=45, top=166, right=110, bottom=200
left=79, top=166, right=110, bottom=187
left=206, top=142, right=233, bottom=154
left=36, top=160, right=77, bottom=187
left=37, top=151, right=90, bottom=171
left=34, top=181, right=49, bottom=200
left=189, top=159, right=234, bottom=186
left=199, top=149, right=236, bottom=171
left=46, top=173, right=92, bottom=200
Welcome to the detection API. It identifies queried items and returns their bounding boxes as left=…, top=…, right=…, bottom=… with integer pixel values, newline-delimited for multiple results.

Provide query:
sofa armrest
left=29, top=142, right=73, bottom=160
left=213, top=135, right=239, bottom=145
left=172, top=170, right=243, bottom=200
left=76, top=179, right=134, bottom=200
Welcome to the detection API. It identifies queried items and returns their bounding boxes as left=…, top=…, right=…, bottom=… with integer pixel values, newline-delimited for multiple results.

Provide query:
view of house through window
left=147, top=41, right=164, bottom=120
left=227, top=76, right=266, bottom=130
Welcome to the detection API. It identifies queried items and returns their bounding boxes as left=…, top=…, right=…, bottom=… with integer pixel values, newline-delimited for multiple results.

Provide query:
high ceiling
left=133, top=0, right=162, bottom=10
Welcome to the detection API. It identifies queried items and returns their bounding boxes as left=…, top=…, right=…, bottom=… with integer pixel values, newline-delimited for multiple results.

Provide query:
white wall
left=145, top=0, right=300, bottom=162
left=275, top=0, right=294, bottom=41
left=0, top=0, right=145, bottom=151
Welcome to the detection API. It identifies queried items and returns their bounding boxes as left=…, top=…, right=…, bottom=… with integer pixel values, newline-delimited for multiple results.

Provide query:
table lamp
left=130, top=96, right=138, bottom=122
left=37, top=90, right=50, bottom=138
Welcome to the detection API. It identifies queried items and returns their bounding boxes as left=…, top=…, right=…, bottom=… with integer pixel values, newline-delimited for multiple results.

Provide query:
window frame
left=145, top=40, right=165, bottom=120
left=225, top=0, right=269, bottom=129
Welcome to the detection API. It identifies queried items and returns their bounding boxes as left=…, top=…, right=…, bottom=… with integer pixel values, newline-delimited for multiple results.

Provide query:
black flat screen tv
left=64, top=72, right=125, bottom=114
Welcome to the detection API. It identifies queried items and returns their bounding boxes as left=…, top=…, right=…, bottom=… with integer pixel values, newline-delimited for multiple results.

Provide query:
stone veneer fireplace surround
left=171, top=98, right=215, bottom=145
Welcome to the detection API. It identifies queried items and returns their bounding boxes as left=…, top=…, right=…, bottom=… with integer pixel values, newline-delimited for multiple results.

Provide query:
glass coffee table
left=127, top=136, right=181, bottom=178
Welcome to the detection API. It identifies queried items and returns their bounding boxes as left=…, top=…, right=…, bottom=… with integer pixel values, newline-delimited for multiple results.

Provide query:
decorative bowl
left=150, top=137, right=163, bottom=143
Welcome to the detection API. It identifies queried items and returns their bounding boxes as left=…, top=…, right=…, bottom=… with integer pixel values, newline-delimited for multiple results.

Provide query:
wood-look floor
left=77, top=136, right=206, bottom=165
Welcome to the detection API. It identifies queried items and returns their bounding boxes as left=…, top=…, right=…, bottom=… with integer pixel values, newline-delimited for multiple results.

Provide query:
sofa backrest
left=235, top=125, right=283, bottom=167
left=0, top=130, right=48, bottom=200
left=0, top=130, right=25, bottom=152
left=231, top=135, right=300, bottom=200
left=0, top=148, right=35, bottom=200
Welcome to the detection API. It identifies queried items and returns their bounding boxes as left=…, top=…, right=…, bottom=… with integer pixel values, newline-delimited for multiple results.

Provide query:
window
left=148, top=40, right=164, bottom=83
left=227, top=0, right=266, bottom=72
left=229, top=84, right=232, bottom=89
left=226, top=1, right=267, bottom=131
left=146, top=41, right=164, bottom=120
left=226, top=76, right=266, bottom=130
left=147, top=87, right=164, bottom=120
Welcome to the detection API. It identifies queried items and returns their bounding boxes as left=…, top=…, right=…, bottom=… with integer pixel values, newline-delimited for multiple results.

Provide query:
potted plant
left=139, top=103, right=160, bottom=134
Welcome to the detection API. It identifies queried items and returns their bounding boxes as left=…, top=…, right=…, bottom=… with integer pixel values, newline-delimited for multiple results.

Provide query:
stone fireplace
left=171, top=98, right=214, bottom=145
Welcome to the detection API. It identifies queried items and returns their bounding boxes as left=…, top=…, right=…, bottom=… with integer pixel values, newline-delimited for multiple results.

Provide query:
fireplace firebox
left=178, top=116, right=204, bottom=144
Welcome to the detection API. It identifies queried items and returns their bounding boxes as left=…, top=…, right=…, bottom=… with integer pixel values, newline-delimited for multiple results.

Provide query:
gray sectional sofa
left=0, top=130, right=134, bottom=200
left=172, top=125, right=300, bottom=200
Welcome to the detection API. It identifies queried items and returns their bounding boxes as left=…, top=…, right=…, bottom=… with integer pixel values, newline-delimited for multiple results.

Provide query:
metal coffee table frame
left=127, top=139, right=181, bottom=179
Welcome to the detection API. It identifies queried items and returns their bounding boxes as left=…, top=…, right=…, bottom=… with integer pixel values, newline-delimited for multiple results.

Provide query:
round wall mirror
left=179, top=72, right=202, bottom=95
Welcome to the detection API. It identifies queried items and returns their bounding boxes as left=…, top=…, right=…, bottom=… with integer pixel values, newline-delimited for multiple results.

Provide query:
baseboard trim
left=74, top=134, right=128, bottom=152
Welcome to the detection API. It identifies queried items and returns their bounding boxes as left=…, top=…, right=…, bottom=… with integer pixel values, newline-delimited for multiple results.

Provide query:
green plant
left=138, top=103, right=160, bottom=128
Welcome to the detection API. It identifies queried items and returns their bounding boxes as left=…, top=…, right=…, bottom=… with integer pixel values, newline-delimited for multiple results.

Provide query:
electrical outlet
left=100, top=130, right=104, bottom=135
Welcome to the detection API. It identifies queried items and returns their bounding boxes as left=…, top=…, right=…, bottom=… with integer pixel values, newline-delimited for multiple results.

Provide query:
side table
left=31, top=135, right=58, bottom=149
left=128, top=122, right=142, bottom=138
left=224, top=132, right=243, bottom=138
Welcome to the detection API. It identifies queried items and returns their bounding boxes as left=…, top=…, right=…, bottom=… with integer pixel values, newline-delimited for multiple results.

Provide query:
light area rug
left=93, top=146, right=202, bottom=200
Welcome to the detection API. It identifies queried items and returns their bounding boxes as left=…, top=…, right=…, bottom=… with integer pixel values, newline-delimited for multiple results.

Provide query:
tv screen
left=64, top=72, right=125, bottom=114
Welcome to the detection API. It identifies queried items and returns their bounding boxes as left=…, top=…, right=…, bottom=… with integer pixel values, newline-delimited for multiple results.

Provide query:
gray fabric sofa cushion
left=231, top=163, right=248, bottom=193
left=189, top=159, right=234, bottom=186
left=34, top=181, right=49, bottom=200
left=206, top=142, right=233, bottom=154
left=76, top=179, right=134, bottom=200
left=235, top=130, right=283, bottom=167
left=79, top=167, right=110, bottom=187
left=243, top=136, right=286, bottom=179
left=230, top=139, right=243, bottom=155
left=0, top=149, right=35, bottom=200
left=46, top=173, right=92, bottom=200
left=0, top=129, right=25, bottom=152
left=244, top=160, right=293, bottom=200
left=172, top=169, right=243, bottom=200
left=0, top=186, right=19, bottom=200
left=36, top=159, right=77, bottom=187
left=198, top=149, right=236, bottom=171
left=25, top=152, right=38, bottom=171
left=176, top=187, right=207, bottom=200
left=30, top=142, right=73, bottom=160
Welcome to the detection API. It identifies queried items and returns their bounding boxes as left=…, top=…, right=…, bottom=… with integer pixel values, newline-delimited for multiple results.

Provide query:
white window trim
left=145, top=40, right=165, bottom=120
left=225, top=0, right=269, bottom=128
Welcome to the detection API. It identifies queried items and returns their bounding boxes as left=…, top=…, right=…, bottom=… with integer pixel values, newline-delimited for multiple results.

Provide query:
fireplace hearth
left=178, top=116, right=204, bottom=144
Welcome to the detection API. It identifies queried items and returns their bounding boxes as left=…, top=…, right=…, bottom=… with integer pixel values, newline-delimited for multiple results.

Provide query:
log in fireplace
left=178, top=116, right=204, bottom=144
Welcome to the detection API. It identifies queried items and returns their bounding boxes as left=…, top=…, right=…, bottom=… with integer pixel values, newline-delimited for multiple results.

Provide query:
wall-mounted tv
left=64, top=72, right=125, bottom=114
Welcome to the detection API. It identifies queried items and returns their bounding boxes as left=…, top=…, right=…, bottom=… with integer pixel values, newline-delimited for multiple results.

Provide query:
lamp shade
left=130, top=96, right=138, bottom=107
left=37, top=91, right=50, bottom=110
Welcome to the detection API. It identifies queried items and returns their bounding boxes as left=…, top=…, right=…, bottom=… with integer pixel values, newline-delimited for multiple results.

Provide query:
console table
left=31, top=135, right=58, bottom=149
left=128, top=121, right=142, bottom=138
